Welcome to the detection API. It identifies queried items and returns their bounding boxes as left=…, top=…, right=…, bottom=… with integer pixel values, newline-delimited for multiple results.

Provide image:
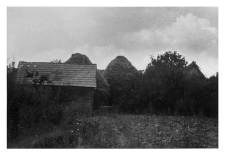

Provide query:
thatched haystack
left=65, top=53, right=92, bottom=65
left=65, top=53, right=110, bottom=108
left=104, top=56, right=137, bottom=76
left=103, top=56, right=138, bottom=111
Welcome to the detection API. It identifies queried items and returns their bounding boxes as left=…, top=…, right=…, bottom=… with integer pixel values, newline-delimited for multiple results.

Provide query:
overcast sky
left=7, top=7, right=218, bottom=77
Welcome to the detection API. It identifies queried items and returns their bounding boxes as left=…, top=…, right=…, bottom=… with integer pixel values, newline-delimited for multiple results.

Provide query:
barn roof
left=184, top=61, right=205, bottom=78
left=16, top=61, right=97, bottom=88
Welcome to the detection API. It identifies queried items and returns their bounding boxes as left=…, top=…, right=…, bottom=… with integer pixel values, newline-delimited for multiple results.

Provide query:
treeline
left=104, top=51, right=218, bottom=117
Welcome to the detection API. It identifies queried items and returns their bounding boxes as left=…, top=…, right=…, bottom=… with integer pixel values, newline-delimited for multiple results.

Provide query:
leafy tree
left=144, top=51, right=187, bottom=115
left=143, top=51, right=218, bottom=117
left=51, top=59, right=61, bottom=63
left=178, top=74, right=206, bottom=116
left=199, top=73, right=218, bottom=117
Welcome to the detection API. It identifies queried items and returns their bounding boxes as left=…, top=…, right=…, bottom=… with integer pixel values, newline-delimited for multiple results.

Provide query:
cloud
left=8, top=8, right=218, bottom=56
left=121, top=13, right=218, bottom=57
left=29, top=49, right=72, bottom=62
left=7, top=8, right=218, bottom=77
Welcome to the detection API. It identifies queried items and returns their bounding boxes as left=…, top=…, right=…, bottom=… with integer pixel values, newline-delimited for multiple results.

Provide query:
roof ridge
left=19, top=61, right=97, bottom=66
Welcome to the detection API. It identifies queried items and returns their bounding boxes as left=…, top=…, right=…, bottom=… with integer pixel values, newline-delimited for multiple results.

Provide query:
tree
left=144, top=51, right=187, bottom=115
left=198, top=73, right=218, bottom=117
left=51, top=59, right=61, bottom=63
left=7, top=62, right=18, bottom=138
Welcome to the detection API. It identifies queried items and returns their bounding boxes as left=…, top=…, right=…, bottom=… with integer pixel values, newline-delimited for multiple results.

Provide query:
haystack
left=65, top=53, right=92, bottom=65
left=104, top=56, right=137, bottom=76
left=104, top=56, right=138, bottom=110
left=65, top=53, right=110, bottom=108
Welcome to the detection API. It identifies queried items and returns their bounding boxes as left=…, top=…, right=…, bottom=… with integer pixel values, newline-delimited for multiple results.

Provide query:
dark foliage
left=104, top=56, right=139, bottom=113
left=140, top=51, right=218, bottom=116
left=103, top=52, right=218, bottom=116
left=51, top=59, right=62, bottom=63
left=7, top=63, right=63, bottom=140
left=93, top=71, right=111, bottom=109
left=143, top=51, right=187, bottom=115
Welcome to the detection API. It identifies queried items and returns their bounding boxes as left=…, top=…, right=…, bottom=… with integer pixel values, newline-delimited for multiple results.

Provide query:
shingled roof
left=16, top=61, right=97, bottom=88
left=184, top=61, right=205, bottom=78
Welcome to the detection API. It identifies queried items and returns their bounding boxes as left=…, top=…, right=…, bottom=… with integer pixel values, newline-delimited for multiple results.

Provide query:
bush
left=175, top=74, right=218, bottom=117
left=7, top=63, right=64, bottom=139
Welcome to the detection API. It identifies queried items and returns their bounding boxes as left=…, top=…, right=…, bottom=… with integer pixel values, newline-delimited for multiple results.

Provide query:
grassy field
left=8, top=114, right=218, bottom=148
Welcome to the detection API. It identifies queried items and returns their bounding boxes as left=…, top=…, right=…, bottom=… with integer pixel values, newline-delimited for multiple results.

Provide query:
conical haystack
left=104, top=56, right=138, bottom=110
left=65, top=53, right=92, bottom=65
left=104, top=56, right=137, bottom=76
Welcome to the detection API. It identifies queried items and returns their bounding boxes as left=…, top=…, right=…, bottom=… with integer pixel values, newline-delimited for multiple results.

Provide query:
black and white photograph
left=6, top=6, right=218, bottom=149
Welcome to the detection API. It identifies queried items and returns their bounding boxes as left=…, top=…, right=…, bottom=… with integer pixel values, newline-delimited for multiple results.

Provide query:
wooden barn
left=16, top=61, right=97, bottom=114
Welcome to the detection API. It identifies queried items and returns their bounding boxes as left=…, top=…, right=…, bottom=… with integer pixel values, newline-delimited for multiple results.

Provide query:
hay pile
left=104, top=56, right=137, bottom=76
left=65, top=53, right=110, bottom=108
left=65, top=53, right=92, bottom=65
left=103, top=56, right=138, bottom=111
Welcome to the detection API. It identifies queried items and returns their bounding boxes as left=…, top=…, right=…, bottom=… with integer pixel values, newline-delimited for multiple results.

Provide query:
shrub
left=7, top=63, right=64, bottom=139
